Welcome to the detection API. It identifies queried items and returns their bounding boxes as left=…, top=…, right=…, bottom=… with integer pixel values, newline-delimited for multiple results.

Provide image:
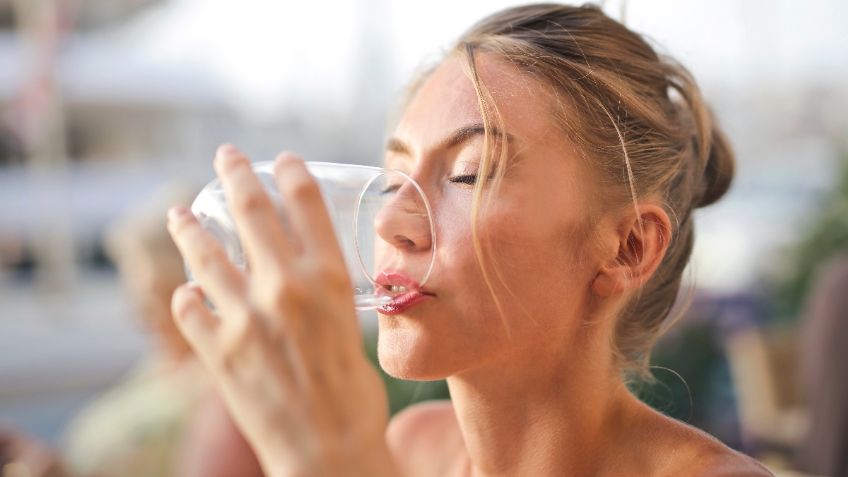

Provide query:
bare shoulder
left=685, top=440, right=774, bottom=477
left=654, top=417, right=774, bottom=477
left=386, top=400, right=466, bottom=477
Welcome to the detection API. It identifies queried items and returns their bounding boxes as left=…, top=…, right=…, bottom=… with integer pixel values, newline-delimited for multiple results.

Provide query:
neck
left=446, top=334, right=632, bottom=476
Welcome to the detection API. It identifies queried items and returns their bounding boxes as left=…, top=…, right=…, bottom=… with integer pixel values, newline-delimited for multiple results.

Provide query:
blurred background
left=0, top=0, right=846, bottom=476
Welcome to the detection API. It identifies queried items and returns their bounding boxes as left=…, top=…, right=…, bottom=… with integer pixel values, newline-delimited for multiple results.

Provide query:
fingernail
left=168, top=206, right=191, bottom=223
left=273, top=152, right=304, bottom=173
left=215, top=145, right=249, bottom=172
left=275, top=151, right=303, bottom=164
left=217, top=143, right=238, bottom=156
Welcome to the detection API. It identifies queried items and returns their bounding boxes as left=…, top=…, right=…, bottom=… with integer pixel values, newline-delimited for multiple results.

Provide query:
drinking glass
left=187, top=161, right=435, bottom=310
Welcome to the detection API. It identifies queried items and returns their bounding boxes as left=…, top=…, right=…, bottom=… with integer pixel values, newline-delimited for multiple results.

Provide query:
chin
left=376, top=326, right=457, bottom=381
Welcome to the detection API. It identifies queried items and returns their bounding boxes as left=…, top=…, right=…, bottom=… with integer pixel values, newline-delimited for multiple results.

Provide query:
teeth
left=389, top=285, right=408, bottom=293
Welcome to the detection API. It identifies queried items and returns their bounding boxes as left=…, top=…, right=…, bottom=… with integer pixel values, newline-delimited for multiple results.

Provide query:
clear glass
left=187, top=161, right=435, bottom=310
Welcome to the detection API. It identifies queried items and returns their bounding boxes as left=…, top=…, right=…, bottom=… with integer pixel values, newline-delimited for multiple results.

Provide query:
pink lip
left=375, top=271, right=434, bottom=315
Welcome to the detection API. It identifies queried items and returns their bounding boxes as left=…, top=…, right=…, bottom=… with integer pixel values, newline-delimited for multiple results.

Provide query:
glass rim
left=252, top=159, right=437, bottom=291
left=353, top=168, right=437, bottom=291
left=253, top=160, right=385, bottom=175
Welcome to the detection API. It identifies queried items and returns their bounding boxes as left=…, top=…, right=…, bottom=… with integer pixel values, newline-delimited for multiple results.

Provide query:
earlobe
left=590, top=205, right=671, bottom=298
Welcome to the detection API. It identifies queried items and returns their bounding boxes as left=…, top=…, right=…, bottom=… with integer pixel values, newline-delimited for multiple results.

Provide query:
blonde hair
left=404, top=3, right=735, bottom=379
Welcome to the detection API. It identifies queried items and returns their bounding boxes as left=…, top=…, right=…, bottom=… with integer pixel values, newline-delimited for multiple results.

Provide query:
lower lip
left=377, top=290, right=431, bottom=315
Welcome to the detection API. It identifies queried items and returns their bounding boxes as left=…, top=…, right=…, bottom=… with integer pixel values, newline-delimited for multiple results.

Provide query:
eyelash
left=381, top=174, right=479, bottom=194
left=448, top=174, right=478, bottom=186
left=380, top=184, right=402, bottom=195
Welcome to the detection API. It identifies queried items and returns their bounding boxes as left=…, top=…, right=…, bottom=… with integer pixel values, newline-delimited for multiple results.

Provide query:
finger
left=214, top=144, right=295, bottom=276
left=175, top=280, right=301, bottom=395
left=167, top=206, right=248, bottom=318
left=273, top=153, right=344, bottom=265
left=171, top=283, right=220, bottom=362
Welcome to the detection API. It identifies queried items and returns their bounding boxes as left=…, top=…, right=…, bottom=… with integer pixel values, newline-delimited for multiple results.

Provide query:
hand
left=0, top=428, right=68, bottom=477
left=167, top=145, right=397, bottom=477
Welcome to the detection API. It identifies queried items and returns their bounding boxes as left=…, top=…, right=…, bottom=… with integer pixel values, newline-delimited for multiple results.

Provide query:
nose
left=374, top=182, right=433, bottom=253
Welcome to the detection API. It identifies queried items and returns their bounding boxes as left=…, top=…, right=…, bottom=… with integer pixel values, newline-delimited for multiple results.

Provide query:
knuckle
left=287, top=175, right=321, bottom=202
left=171, top=285, right=197, bottom=318
left=196, top=242, right=226, bottom=271
left=232, top=189, right=272, bottom=214
left=311, top=260, right=349, bottom=292
left=216, top=309, right=258, bottom=371
left=214, top=344, right=238, bottom=373
left=268, top=276, right=308, bottom=309
left=167, top=212, right=195, bottom=237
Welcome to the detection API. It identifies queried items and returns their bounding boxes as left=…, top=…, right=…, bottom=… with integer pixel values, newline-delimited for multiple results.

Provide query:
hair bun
left=696, top=124, right=735, bottom=208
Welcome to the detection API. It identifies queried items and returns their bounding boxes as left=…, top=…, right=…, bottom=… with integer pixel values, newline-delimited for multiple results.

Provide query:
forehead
left=394, top=53, right=558, bottom=148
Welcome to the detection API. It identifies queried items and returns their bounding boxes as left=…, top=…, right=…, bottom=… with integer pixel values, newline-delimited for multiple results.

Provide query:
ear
left=591, top=204, right=672, bottom=297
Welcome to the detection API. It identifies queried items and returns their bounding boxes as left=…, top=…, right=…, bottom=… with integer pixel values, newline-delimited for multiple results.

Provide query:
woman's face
left=376, top=54, right=605, bottom=380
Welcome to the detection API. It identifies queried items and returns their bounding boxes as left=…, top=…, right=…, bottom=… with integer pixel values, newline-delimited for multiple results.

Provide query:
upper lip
left=375, top=270, right=434, bottom=296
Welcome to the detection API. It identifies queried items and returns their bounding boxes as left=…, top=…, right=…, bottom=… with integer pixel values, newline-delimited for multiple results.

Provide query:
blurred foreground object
left=1, top=427, right=67, bottom=477
left=1, top=183, right=262, bottom=477
left=59, top=183, right=207, bottom=476
left=794, top=252, right=848, bottom=477
left=725, top=325, right=807, bottom=452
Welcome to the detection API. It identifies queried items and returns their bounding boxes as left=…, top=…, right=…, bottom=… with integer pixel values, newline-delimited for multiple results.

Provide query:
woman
left=166, top=4, right=773, bottom=476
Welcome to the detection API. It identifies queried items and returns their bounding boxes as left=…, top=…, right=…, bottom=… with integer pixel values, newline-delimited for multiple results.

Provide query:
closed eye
left=448, top=174, right=478, bottom=186
left=380, top=183, right=402, bottom=195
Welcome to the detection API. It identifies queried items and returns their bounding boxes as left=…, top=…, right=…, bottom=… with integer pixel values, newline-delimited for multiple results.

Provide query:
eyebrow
left=385, top=123, right=513, bottom=156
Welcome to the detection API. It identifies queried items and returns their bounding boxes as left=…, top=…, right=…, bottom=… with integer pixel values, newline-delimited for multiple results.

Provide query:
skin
left=166, top=55, right=773, bottom=476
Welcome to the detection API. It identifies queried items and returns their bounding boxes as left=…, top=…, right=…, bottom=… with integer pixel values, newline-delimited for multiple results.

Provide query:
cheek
left=473, top=194, right=593, bottom=322
left=432, top=191, right=498, bottom=309
left=433, top=183, right=591, bottom=314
